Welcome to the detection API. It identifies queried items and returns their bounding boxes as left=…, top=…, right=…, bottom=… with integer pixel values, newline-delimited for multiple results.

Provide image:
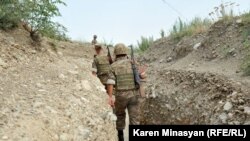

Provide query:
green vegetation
left=136, top=36, right=154, bottom=53
left=241, top=55, right=250, bottom=76
left=209, top=2, right=239, bottom=21
left=0, top=0, right=68, bottom=41
left=241, top=12, right=250, bottom=76
left=242, top=11, right=250, bottom=24
left=169, top=17, right=212, bottom=42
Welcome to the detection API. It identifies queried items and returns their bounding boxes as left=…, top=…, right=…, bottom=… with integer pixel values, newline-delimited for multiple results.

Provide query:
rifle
left=130, top=45, right=146, bottom=97
left=107, top=45, right=113, bottom=64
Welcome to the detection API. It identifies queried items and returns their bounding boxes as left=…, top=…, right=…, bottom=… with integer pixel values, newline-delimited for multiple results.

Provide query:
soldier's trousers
left=115, top=90, right=140, bottom=130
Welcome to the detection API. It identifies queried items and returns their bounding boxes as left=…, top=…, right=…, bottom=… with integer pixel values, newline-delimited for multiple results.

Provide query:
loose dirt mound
left=0, top=29, right=117, bottom=141
left=140, top=17, right=250, bottom=125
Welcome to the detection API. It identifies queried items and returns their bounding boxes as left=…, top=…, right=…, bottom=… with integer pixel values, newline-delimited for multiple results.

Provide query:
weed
left=169, top=17, right=211, bottom=42
left=136, top=36, right=154, bottom=52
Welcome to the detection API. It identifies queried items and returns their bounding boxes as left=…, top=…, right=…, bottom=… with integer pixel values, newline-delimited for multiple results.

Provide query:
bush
left=169, top=17, right=212, bottom=42
left=242, top=54, right=250, bottom=76
left=242, top=11, right=250, bottom=24
left=0, top=0, right=68, bottom=41
left=0, top=0, right=21, bottom=29
left=136, top=36, right=154, bottom=52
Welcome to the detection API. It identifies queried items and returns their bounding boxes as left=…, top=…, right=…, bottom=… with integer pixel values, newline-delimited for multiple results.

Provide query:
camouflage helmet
left=94, top=44, right=102, bottom=49
left=114, top=43, right=128, bottom=55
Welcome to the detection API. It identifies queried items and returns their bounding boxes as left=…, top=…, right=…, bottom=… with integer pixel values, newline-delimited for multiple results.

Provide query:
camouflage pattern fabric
left=92, top=55, right=115, bottom=85
left=115, top=90, right=140, bottom=130
left=111, top=57, right=135, bottom=90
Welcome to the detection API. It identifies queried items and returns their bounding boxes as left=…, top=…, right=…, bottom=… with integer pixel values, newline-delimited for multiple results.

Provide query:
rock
left=54, top=134, right=59, bottom=140
left=78, top=126, right=90, bottom=139
left=68, top=70, right=79, bottom=75
left=57, top=52, right=63, bottom=56
left=244, top=121, right=250, bottom=125
left=33, top=102, right=44, bottom=108
left=231, top=91, right=238, bottom=96
left=105, top=112, right=117, bottom=121
left=238, top=99, right=244, bottom=104
left=233, top=121, right=240, bottom=125
left=167, top=57, right=172, bottom=62
left=223, top=102, right=233, bottom=111
left=236, top=19, right=243, bottom=25
left=165, top=104, right=173, bottom=110
left=58, top=74, right=66, bottom=79
left=0, top=58, right=7, bottom=68
left=11, top=43, right=20, bottom=48
left=81, top=80, right=91, bottom=91
left=2, top=136, right=8, bottom=140
left=219, top=113, right=228, bottom=123
left=228, top=48, right=235, bottom=55
left=228, top=113, right=233, bottom=119
left=244, top=107, right=250, bottom=115
left=36, top=83, right=43, bottom=88
left=159, top=59, right=164, bottom=63
left=59, top=133, right=69, bottom=141
left=238, top=106, right=245, bottom=111
left=30, top=50, right=37, bottom=54
left=193, top=42, right=201, bottom=50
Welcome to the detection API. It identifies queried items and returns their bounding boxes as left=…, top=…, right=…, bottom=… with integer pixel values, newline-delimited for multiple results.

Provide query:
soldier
left=92, top=44, right=115, bottom=107
left=91, top=35, right=97, bottom=45
left=110, top=43, right=146, bottom=141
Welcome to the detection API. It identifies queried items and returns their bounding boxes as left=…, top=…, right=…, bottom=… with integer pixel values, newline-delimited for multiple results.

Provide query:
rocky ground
left=0, top=29, right=117, bottom=141
left=140, top=17, right=250, bottom=125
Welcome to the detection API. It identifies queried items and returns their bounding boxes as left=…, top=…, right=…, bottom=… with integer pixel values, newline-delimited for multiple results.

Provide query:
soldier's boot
left=117, top=130, right=124, bottom=141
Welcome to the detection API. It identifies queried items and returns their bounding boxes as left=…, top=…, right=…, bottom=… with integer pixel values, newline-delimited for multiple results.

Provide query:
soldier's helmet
left=94, top=44, right=102, bottom=49
left=114, top=43, right=128, bottom=56
left=93, top=35, right=97, bottom=38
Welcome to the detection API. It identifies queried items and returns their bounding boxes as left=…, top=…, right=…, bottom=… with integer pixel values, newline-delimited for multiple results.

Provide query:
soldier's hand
left=108, top=97, right=115, bottom=107
left=138, top=65, right=148, bottom=74
left=138, top=65, right=148, bottom=79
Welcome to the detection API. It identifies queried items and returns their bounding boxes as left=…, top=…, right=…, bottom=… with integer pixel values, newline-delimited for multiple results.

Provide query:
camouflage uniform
left=91, top=39, right=97, bottom=45
left=111, top=43, right=143, bottom=130
left=92, top=35, right=97, bottom=45
left=92, top=44, right=115, bottom=86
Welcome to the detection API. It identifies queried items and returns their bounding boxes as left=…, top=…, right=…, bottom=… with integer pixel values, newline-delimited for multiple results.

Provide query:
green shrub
left=0, top=0, right=68, bottom=41
left=0, top=0, right=21, bottom=29
left=242, top=55, right=250, bottom=76
left=242, top=11, right=250, bottom=24
left=169, top=17, right=211, bottom=42
left=136, top=36, right=154, bottom=52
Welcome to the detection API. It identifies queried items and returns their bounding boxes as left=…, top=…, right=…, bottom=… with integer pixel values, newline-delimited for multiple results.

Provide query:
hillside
left=140, top=16, right=250, bottom=125
left=0, top=28, right=117, bottom=141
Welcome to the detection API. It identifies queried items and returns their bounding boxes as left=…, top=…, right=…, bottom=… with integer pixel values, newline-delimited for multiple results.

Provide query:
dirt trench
left=0, top=29, right=118, bottom=141
left=141, top=69, right=250, bottom=125
left=139, top=18, right=250, bottom=125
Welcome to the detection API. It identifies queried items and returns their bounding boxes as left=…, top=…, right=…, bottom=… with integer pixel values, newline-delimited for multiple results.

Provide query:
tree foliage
left=0, top=0, right=68, bottom=41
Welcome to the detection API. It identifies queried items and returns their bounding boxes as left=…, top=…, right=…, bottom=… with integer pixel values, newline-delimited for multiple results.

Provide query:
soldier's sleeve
left=91, top=59, right=97, bottom=73
left=106, top=65, right=115, bottom=85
